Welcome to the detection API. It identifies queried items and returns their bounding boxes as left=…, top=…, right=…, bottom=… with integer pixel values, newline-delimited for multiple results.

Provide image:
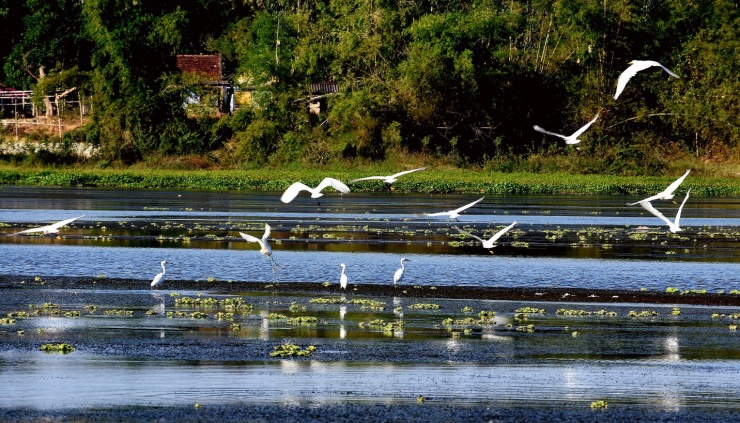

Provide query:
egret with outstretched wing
left=350, top=167, right=427, bottom=184
left=614, top=60, right=679, bottom=100
left=533, top=115, right=599, bottom=145
left=280, top=178, right=350, bottom=203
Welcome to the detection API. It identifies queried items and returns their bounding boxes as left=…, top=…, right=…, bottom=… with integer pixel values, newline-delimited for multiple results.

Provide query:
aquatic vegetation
left=516, top=324, right=535, bottom=332
left=310, top=297, right=345, bottom=304
left=287, top=316, right=319, bottom=325
left=104, top=310, right=134, bottom=317
left=145, top=309, right=159, bottom=316
left=557, top=309, right=617, bottom=316
left=516, top=307, right=545, bottom=314
left=175, top=296, right=219, bottom=307
left=40, top=343, right=75, bottom=353
left=572, top=331, right=579, bottom=337
left=216, top=312, right=234, bottom=320
left=666, top=287, right=680, bottom=294
left=289, top=302, right=307, bottom=313
left=590, top=400, right=608, bottom=409
left=711, top=313, right=740, bottom=319
left=0, top=318, right=16, bottom=324
left=628, top=310, right=659, bottom=317
left=730, top=325, right=738, bottom=331
left=96, top=274, right=106, bottom=279
left=207, top=276, right=216, bottom=282
left=672, top=308, right=681, bottom=316
left=681, top=289, right=707, bottom=295
left=270, top=343, right=316, bottom=357
left=364, top=319, right=404, bottom=333
left=231, top=323, right=241, bottom=331
left=349, top=299, right=385, bottom=311
left=477, top=311, right=496, bottom=323
left=267, top=313, right=287, bottom=320
left=322, top=281, right=332, bottom=287
left=84, top=305, right=98, bottom=313
left=461, top=306, right=474, bottom=313
left=730, top=290, right=740, bottom=295
left=63, top=311, right=81, bottom=318
left=7, top=311, right=30, bottom=318
left=407, top=303, right=440, bottom=310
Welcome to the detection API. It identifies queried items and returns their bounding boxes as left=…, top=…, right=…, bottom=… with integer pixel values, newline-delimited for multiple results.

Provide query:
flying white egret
left=614, top=60, right=679, bottom=100
left=393, top=258, right=410, bottom=285
left=425, top=197, right=485, bottom=220
left=533, top=114, right=599, bottom=145
left=637, top=189, right=691, bottom=233
left=627, top=170, right=690, bottom=205
left=456, top=221, right=517, bottom=249
left=339, top=263, right=348, bottom=290
left=239, top=224, right=279, bottom=271
left=280, top=177, right=350, bottom=203
left=349, top=167, right=427, bottom=184
left=151, top=261, right=170, bottom=288
left=13, top=215, right=85, bottom=236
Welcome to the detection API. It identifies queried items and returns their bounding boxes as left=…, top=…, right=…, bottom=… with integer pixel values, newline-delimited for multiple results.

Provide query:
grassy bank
left=0, top=165, right=737, bottom=196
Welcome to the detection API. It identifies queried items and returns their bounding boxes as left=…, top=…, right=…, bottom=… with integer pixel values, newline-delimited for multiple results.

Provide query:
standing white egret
left=239, top=224, right=279, bottom=271
left=637, top=189, right=691, bottom=233
left=349, top=167, right=427, bottom=184
left=456, top=221, right=517, bottom=249
left=339, top=263, right=348, bottom=290
left=151, top=260, right=170, bottom=288
left=13, top=215, right=85, bottom=236
left=425, top=197, right=485, bottom=220
left=393, top=258, right=410, bottom=285
left=627, top=170, right=690, bottom=205
left=533, top=114, right=599, bottom=145
left=280, top=177, right=350, bottom=203
left=614, top=60, right=679, bottom=100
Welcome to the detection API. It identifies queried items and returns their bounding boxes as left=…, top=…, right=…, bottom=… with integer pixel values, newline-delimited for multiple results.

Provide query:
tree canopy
left=1, top=0, right=738, bottom=173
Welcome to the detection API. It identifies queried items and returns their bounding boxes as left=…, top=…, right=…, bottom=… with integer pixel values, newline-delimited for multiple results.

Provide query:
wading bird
left=239, top=224, right=279, bottom=271
left=533, top=114, right=599, bottom=145
left=280, top=178, right=350, bottom=204
left=393, top=258, right=410, bottom=285
left=13, top=215, right=85, bottom=236
left=614, top=60, right=679, bottom=100
left=455, top=221, right=517, bottom=249
left=349, top=167, right=427, bottom=184
left=627, top=170, right=690, bottom=205
left=151, top=261, right=170, bottom=288
left=339, top=263, right=348, bottom=290
left=425, top=197, right=485, bottom=220
left=637, top=189, right=691, bottom=233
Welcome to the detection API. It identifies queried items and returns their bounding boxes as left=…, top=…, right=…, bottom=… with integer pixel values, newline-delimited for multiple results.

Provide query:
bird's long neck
left=161, top=263, right=166, bottom=274
left=400, top=260, right=406, bottom=270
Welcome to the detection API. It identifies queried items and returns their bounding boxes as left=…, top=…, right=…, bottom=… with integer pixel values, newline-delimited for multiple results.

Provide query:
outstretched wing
left=638, top=200, right=674, bottom=228
left=487, top=221, right=517, bottom=244
left=674, top=189, right=691, bottom=228
left=425, top=211, right=452, bottom=217
left=239, top=231, right=264, bottom=248
left=48, top=215, right=85, bottom=231
left=533, top=125, right=566, bottom=140
left=452, top=197, right=485, bottom=214
left=262, top=224, right=271, bottom=243
left=316, top=177, right=350, bottom=194
left=453, top=226, right=485, bottom=244
left=569, top=114, right=599, bottom=141
left=656, top=62, right=680, bottom=78
left=349, top=176, right=386, bottom=183
left=390, top=167, right=427, bottom=179
left=280, top=182, right=312, bottom=203
left=13, top=226, right=47, bottom=235
left=659, top=169, right=691, bottom=197
left=614, top=61, right=650, bottom=99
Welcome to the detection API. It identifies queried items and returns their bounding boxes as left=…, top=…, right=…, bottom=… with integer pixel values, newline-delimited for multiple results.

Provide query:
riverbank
left=0, top=165, right=738, bottom=196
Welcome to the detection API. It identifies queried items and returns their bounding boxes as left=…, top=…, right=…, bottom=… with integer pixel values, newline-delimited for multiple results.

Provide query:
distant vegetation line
left=0, top=168, right=736, bottom=197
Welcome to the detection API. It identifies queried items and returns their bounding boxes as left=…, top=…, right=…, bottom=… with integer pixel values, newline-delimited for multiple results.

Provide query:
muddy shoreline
left=3, top=275, right=740, bottom=306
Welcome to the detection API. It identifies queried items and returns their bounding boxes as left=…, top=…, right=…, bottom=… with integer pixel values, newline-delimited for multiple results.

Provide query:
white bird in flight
left=239, top=223, right=279, bottom=271
left=456, top=221, right=517, bottom=249
left=627, top=170, right=690, bottom=205
left=393, top=258, right=410, bottom=285
left=614, top=60, right=679, bottom=100
left=339, top=263, right=348, bottom=290
left=637, top=189, right=691, bottom=233
left=425, top=197, right=485, bottom=220
left=533, top=114, right=599, bottom=145
left=280, top=177, right=350, bottom=203
left=349, top=167, right=427, bottom=184
left=151, top=260, right=170, bottom=288
left=13, top=215, right=85, bottom=236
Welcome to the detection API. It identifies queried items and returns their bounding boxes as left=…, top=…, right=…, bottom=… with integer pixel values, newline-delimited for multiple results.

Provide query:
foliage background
left=0, top=0, right=737, bottom=176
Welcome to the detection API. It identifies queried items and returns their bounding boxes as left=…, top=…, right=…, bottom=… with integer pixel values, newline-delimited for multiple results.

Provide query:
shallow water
left=1, top=185, right=739, bottom=414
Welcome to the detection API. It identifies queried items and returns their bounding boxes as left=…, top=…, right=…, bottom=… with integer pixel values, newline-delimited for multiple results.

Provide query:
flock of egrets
left=9, top=59, right=689, bottom=290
